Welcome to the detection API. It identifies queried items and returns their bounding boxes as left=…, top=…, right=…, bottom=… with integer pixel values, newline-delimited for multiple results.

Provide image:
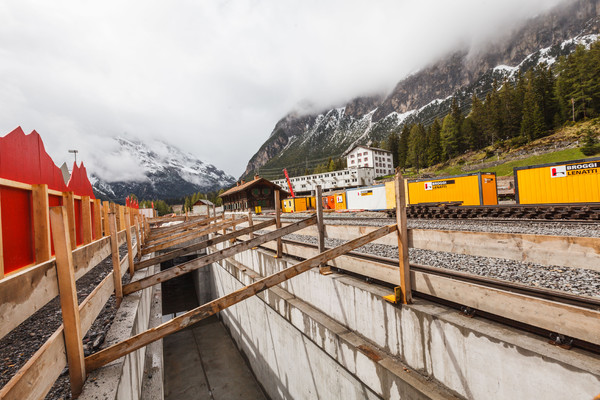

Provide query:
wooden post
left=0, top=193, right=3, bottom=280
left=125, top=210, right=135, bottom=277
left=119, top=206, right=126, bottom=231
left=134, top=215, right=142, bottom=260
left=212, top=205, right=216, bottom=219
left=274, top=190, right=282, bottom=258
left=395, top=171, right=412, bottom=304
left=32, top=184, right=51, bottom=263
left=93, top=199, right=102, bottom=240
left=62, top=192, right=77, bottom=249
left=81, top=196, right=93, bottom=245
left=49, top=207, right=86, bottom=397
left=102, top=201, right=110, bottom=237
left=247, top=210, right=254, bottom=240
left=109, top=214, right=123, bottom=306
left=316, top=186, right=331, bottom=275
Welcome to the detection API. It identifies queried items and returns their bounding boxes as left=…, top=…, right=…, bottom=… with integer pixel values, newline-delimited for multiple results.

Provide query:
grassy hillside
left=409, top=119, right=600, bottom=178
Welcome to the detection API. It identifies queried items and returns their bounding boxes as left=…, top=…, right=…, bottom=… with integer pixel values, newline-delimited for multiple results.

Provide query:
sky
left=0, top=0, right=568, bottom=179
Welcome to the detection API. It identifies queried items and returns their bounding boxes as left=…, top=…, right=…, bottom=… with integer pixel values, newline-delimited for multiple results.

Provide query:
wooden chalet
left=220, top=176, right=288, bottom=211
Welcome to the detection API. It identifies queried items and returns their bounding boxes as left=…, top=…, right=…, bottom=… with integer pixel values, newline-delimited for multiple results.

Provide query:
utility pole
left=572, top=98, right=575, bottom=122
left=68, top=149, right=79, bottom=165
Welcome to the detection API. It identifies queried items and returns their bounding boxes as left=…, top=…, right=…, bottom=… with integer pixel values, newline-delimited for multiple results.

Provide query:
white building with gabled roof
left=346, top=145, right=394, bottom=177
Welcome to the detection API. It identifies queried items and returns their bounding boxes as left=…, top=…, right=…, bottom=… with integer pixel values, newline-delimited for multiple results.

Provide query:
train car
left=346, top=184, right=387, bottom=210
left=333, top=191, right=346, bottom=210
left=281, top=196, right=309, bottom=212
left=384, top=180, right=410, bottom=208
left=407, top=172, right=498, bottom=206
left=514, top=157, right=600, bottom=204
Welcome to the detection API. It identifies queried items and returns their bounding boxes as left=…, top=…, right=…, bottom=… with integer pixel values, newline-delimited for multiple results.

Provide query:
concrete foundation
left=80, top=265, right=163, bottom=400
left=206, top=242, right=600, bottom=400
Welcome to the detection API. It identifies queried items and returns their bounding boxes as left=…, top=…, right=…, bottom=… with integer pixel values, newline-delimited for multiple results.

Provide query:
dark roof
left=219, top=177, right=289, bottom=198
left=345, top=145, right=392, bottom=156
left=192, top=199, right=214, bottom=206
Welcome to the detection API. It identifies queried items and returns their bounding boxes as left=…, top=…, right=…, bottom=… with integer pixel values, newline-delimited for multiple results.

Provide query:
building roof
left=192, top=199, right=214, bottom=206
left=219, top=177, right=288, bottom=198
left=345, top=145, right=392, bottom=156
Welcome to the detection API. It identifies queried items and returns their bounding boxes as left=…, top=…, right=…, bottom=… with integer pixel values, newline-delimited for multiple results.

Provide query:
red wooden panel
left=67, top=162, right=95, bottom=199
left=48, top=194, right=62, bottom=255
left=1, top=187, right=34, bottom=273
left=74, top=198, right=83, bottom=246
left=0, top=127, right=68, bottom=192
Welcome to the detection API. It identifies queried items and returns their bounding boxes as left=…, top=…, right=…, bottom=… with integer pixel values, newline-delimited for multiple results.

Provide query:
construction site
left=0, top=128, right=599, bottom=400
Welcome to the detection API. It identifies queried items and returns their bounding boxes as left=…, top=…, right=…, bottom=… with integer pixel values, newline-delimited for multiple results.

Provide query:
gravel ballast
left=272, top=231, right=600, bottom=299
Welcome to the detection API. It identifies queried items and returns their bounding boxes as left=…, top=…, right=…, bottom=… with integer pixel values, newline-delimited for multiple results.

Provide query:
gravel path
left=255, top=211, right=600, bottom=238
left=278, top=232, right=600, bottom=299
left=0, top=243, right=132, bottom=400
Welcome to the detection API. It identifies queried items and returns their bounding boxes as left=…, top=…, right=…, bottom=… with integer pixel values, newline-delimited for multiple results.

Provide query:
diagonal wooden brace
left=124, top=216, right=317, bottom=295
left=85, top=223, right=397, bottom=372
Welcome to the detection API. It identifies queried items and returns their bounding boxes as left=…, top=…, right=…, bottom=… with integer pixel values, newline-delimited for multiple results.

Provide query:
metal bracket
left=548, top=333, right=573, bottom=350
left=460, top=306, right=476, bottom=318
left=383, top=286, right=402, bottom=304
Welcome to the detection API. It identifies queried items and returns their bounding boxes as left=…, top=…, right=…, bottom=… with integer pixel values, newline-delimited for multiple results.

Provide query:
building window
left=351, top=160, right=355, bottom=164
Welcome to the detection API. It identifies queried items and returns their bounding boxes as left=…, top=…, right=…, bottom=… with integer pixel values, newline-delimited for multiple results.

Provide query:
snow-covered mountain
left=91, top=137, right=235, bottom=202
left=243, top=0, right=600, bottom=180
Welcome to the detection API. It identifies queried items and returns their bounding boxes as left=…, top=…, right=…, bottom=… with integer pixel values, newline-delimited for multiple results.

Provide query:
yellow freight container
left=514, top=158, right=600, bottom=204
left=282, top=197, right=309, bottom=212
left=407, top=172, right=498, bottom=206
left=333, top=192, right=346, bottom=210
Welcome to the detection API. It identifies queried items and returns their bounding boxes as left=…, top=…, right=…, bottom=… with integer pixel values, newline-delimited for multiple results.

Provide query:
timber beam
left=149, top=215, right=222, bottom=239
left=125, top=216, right=317, bottom=294
left=134, top=218, right=278, bottom=271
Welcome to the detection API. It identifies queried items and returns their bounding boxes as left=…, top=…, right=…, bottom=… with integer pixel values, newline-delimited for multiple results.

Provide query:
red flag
left=151, top=201, right=154, bottom=209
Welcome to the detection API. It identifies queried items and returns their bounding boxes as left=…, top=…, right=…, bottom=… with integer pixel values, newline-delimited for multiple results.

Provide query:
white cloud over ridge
left=0, top=0, right=568, bottom=177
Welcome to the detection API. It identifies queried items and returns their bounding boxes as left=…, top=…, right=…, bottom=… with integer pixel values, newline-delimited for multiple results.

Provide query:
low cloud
left=0, top=0, right=568, bottom=177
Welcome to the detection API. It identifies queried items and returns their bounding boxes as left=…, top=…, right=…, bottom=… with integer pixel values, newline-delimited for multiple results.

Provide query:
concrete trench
left=80, top=242, right=600, bottom=400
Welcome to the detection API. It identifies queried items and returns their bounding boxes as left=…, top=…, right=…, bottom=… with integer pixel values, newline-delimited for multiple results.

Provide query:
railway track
left=272, top=238, right=600, bottom=353
left=401, top=202, right=600, bottom=221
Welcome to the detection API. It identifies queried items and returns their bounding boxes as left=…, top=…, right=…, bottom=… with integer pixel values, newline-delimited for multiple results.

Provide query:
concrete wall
left=211, top=242, right=600, bottom=400
left=80, top=265, right=163, bottom=400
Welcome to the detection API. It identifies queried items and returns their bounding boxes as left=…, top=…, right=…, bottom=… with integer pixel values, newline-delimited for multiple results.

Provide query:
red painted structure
left=0, top=127, right=97, bottom=274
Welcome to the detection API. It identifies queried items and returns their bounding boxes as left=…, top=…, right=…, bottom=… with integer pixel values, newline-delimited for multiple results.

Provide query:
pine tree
left=440, top=114, right=462, bottom=159
left=408, top=124, right=427, bottom=171
left=521, top=79, right=545, bottom=141
left=398, top=125, right=410, bottom=169
left=581, top=129, right=600, bottom=156
left=426, top=119, right=442, bottom=166
left=387, top=131, right=400, bottom=168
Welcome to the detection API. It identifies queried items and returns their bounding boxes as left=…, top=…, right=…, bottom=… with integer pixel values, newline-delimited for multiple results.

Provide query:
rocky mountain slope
left=91, top=137, right=236, bottom=202
left=243, top=0, right=600, bottom=180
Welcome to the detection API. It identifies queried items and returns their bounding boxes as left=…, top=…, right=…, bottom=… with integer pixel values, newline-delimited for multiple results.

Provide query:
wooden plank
left=102, top=201, right=110, bottom=237
left=32, top=184, right=51, bottom=263
left=86, top=223, right=396, bottom=371
left=125, top=211, right=134, bottom=276
left=256, top=239, right=600, bottom=347
left=109, top=214, right=123, bottom=306
left=141, top=218, right=246, bottom=255
left=125, top=216, right=316, bottom=294
left=49, top=207, right=86, bottom=397
left=149, top=216, right=220, bottom=239
left=0, top=192, right=3, bottom=280
left=395, top=172, right=412, bottom=304
left=63, top=192, right=77, bottom=249
left=0, top=177, right=34, bottom=190
left=144, top=217, right=241, bottom=248
left=93, top=199, right=102, bottom=240
left=134, top=218, right=278, bottom=271
left=81, top=196, right=93, bottom=245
